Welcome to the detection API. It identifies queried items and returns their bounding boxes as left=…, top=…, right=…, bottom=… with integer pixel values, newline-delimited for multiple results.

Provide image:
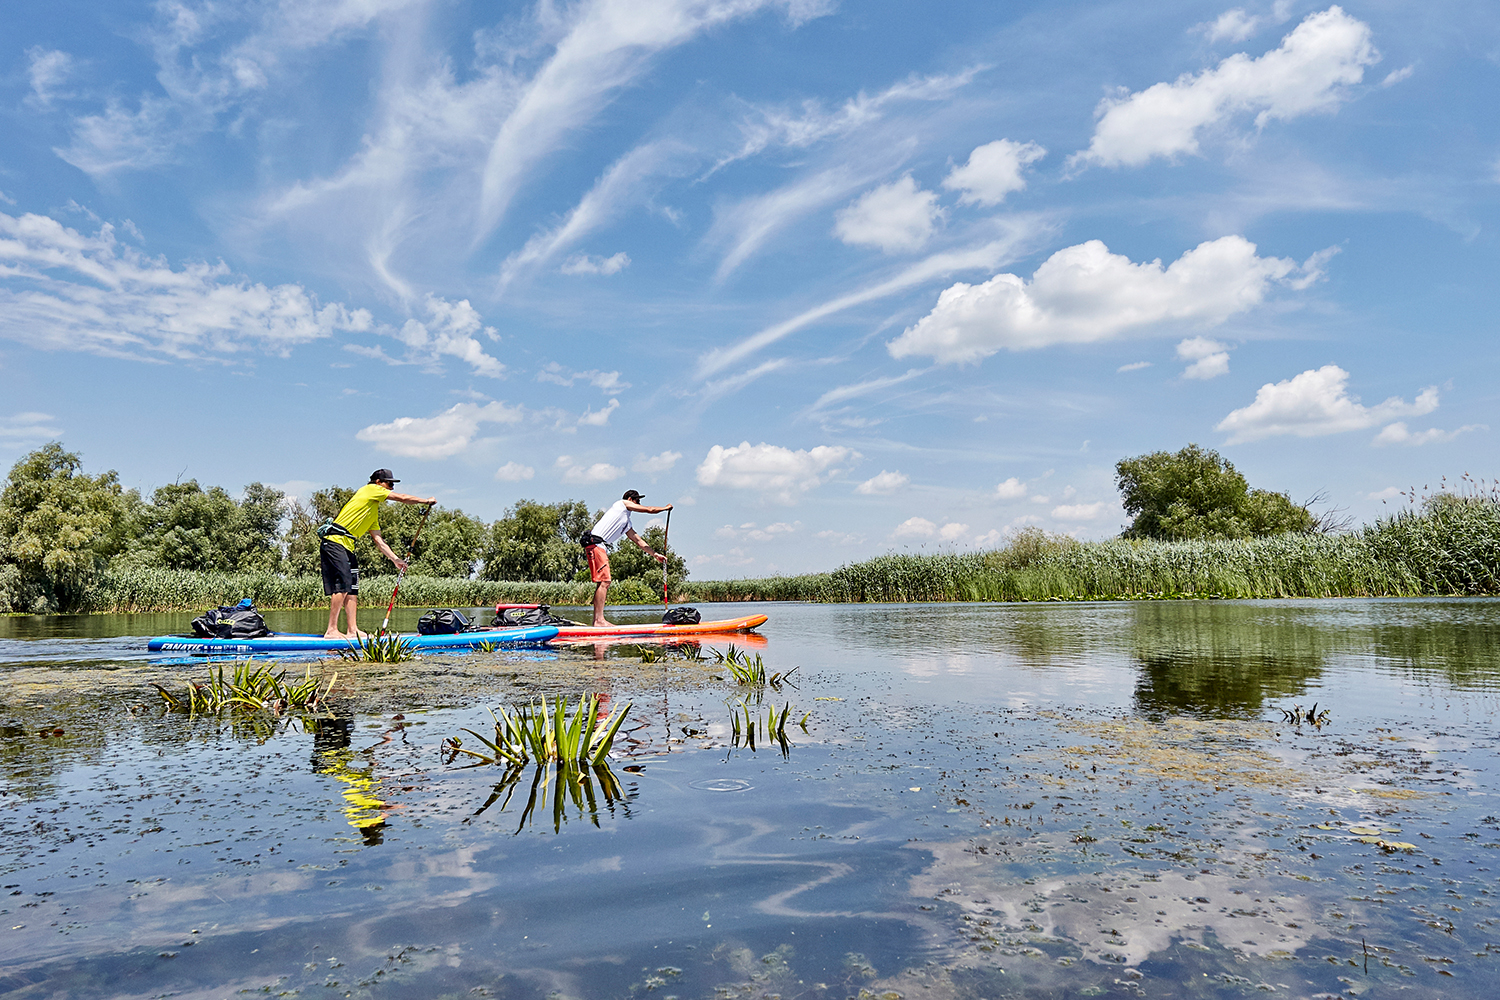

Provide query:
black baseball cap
left=370, top=469, right=400, bottom=484
left=622, top=489, right=644, bottom=501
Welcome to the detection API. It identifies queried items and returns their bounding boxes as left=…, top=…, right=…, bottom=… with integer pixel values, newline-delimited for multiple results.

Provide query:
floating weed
left=475, top=639, right=499, bottom=653
left=153, top=662, right=335, bottom=716
left=445, top=693, right=631, bottom=767
left=639, top=646, right=662, bottom=663
left=1280, top=702, right=1331, bottom=727
left=340, top=633, right=417, bottom=663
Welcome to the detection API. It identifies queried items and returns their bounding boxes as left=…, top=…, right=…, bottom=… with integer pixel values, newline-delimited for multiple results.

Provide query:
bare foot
left=592, top=620, right=613, bottom=628
left=323, top=629, right=345, bottom=639
left=345, top=630, right=370, bottom=641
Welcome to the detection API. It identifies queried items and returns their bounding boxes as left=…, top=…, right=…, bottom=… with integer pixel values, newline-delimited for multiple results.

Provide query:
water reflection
left=466, top=761, right=637, bottom=833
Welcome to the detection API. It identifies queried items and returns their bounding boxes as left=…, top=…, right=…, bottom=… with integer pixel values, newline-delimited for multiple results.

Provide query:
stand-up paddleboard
left=146, top=625, right=559, bottom=655
left=491, top=605, right=768, bottom=640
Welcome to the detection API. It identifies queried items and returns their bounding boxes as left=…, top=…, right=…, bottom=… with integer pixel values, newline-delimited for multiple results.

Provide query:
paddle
left=379, top=503, right=432, bottom=636
left=662, top=508, right=671, bottom=610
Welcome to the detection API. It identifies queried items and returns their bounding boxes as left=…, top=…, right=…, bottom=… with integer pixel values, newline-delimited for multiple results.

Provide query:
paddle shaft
left=379, top=504, right=432, bottom=635
left=662, top=508, right=671, bottom=609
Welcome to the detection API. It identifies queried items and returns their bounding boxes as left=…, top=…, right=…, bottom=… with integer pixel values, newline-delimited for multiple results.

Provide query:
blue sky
left=2, top=0, right=1497, bottom=575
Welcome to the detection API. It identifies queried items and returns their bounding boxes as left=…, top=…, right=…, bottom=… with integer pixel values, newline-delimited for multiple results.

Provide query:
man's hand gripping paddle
left=379, top=504, right=432, bottom=637
left=662, top=508, right=671, bottom=610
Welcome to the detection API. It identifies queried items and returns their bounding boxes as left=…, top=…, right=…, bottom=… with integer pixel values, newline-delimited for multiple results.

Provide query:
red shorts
left=586, top=544, right=611, bottom=583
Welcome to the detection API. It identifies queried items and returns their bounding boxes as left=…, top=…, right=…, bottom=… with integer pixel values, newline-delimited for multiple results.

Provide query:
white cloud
left=0, top=411, right=64, bottom=444
left=696, top=441, right=857, bottom=504
left=708, top=166, right=874, bottom=280
left=1051, top=501, right=1111, bottom=521
left=941, top=139, right=1046, bottom=206
left=25, top=47, right=74, bottom=107
left=856, top=470, right=910, bottom=495
left=833, top=175, right=944, bottom=253
left=1199, top=9, right=1262, bottom=44
left=1368, top=486, right=1402, bottom=500
left=1118, top=361, right=1152, bottom=372
left=717, top=520, right=800, bottom=542
left=634, top=450, right=683, bottom=474
left=560, top=252, right=632, bottom=276
left=1075, top=6, right=1378, bottom=169
left=0, top=211, right=372, bottom=362
left=893, top=516, right=936, bottom=538
left=537, top=363, right=629, bottom=392
left=810, top=368, right=928, bottom=414
left=1176, top=335, right=1232, bottom=379
left=578, top=398, right=620, bottom=427
left=389, top=295, right=505, bottom=378
left=1372, top=422, right=1484, bottom=447
left=699, top=234, right=1031, bottom=376
left=356, top=401, right=524, bottom=459
left=994, top=477, right=1028, bottom=499
left=889, top=236, right=1309, bottom=365
left=938, top=521, right=970, bottom=541
left=816, top=529, right=864, bottom=545
left=1216, top=365, right=1439, bottom=443
left=494, top=461, right=536, bottom=482
left=555, top=455, right=626, bottom=484
left=1380, top=65, right=1414, bottom=87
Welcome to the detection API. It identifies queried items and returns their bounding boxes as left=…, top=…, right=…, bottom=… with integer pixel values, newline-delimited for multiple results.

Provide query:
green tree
left=117, top=480, right=286, bottom=572
left=1115, top=444, right=1315, bottom=540
left=479, top=499, right=596, bottom=581
left=0, top=443, right=132, bottom=612
left=602, top=524, right=689, bottom=593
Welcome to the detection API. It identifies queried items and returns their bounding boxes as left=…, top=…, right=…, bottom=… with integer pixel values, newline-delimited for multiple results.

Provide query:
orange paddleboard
left=547, top=614, right=768, bottom=641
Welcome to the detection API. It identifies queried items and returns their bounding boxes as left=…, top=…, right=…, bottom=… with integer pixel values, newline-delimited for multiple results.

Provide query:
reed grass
left=340, top=633, right=416, bottom=662
left=730, top=700, right=797, bottom=756
left=712, top=644, right=797, bottom=688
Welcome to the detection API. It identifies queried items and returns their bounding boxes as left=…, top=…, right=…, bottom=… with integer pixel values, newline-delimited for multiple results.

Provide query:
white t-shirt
left=590, top=500, right=633, bottom=545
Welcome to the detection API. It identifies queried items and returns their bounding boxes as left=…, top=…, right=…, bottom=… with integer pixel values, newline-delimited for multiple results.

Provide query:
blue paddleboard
left=146, top=625, right=559, bottom=654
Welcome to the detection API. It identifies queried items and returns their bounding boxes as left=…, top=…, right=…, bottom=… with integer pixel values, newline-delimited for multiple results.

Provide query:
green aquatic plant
left=713, top=644, right=797, bottom=689
left=340, top=632, right=416, bottom=663
left=465, top=760, right=631, bottom=834
left=475, top=639, right=499, bottom=653
left=448, top=693, right=631, bottom=767
left=730, top=700, right=798, bottom=756
left=152, top=662, right=334, bottom=715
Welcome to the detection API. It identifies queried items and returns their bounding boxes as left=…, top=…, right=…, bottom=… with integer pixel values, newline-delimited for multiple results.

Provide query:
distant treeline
left=0, top=443, right=684, bottom=614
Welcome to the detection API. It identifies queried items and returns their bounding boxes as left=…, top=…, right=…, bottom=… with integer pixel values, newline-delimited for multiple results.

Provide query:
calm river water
left=2, top=599, right=1499, bottom=999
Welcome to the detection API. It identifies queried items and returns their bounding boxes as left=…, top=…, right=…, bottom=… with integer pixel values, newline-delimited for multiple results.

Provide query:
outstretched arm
left=624, top=527, right=667, bottom=564
left=624, top=500, right=672, bottom=515
left=367, top=529, right=408, bottom=572
left=389, top=492, right=436, bottom=505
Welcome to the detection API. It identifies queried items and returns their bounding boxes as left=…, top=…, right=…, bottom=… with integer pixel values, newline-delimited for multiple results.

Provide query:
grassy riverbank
left=27, top=492, right=1500, bottom=613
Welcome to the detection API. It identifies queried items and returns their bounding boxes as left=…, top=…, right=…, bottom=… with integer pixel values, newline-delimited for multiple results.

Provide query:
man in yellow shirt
left=320, top=469, right=435, bottom=638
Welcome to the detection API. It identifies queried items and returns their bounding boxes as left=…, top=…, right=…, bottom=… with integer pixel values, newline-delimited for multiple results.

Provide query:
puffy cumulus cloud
left=560, top=252, right=631, bottom=275
left=356, top=401, right=523, bottom=459
left=942, top=139, right=1046, bottom=207
left=716, top=521, right=799, bottom=542
left=994, top=477, right=1028, bottom=499
left=577, top=398, right=620, bottom=427
left=390, top=295, right=505, bottom=377
left=833, top=176, right=944, bottom=253
left=634, top=450, right=683, bottom=474
left=889, top=236, right=1309, bottom=365
left=0, top=411, right=64, bottom=445
left=1199, top=8, right=1262, bottom=44
left=893, top=516, right=937, bottom=539
left=1176, top=336, right=1232, bottom=379
left=555, top=455, right=626, bottom=484
left=816, top=529, right=864, bottom=545
left=1373, top=422, right=1484, bottom=447
left=1075, top=7, right=1377, bottom=169
left=1051, top=501, right=1112, bottom=521
left=494, top=461, right=535, bottom=482
left=856, top=470, right=910, bottom=495
left=938, top=521, right=970, bottom=542
left=0, top=211, right=371, bottom=361
left=1216, top=365, right=1439, bottom=443
left=696, top=441, right=857, bottom=504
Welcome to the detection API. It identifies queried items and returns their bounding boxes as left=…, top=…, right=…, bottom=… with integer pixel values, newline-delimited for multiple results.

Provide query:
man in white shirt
left=581, top=489, right=673, bottom=626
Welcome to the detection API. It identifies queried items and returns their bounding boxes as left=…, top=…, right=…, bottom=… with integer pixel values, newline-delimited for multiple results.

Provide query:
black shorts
left=320, top=540, right=360, bottom=596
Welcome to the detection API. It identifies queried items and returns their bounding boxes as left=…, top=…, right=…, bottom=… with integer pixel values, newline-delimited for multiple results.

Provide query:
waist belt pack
left=662, top=606, right=701, bottom=625
left=191, top=599, right=272, bottom=639
left=417, top=608, right=472, bottom=634
left=316, top=517, right=356, bottom=540
left=578, top=532, right=605, bottom=548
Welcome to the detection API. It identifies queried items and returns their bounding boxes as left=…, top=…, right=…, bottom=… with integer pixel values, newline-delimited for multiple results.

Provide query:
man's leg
left=592, top=580, right=611, bottom=627
left=326, top=593, right=347, bottom=638
left=344, top=594, right=362, bottom=638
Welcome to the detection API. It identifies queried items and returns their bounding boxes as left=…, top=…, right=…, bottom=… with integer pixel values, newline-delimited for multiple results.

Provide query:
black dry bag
left=662, top=606, right=701, bottom=625
left=417, top=608, right=471, bottom=635
left=191, top=599, right=271, bottom=639
left=494, top=605, right=580, bottom=627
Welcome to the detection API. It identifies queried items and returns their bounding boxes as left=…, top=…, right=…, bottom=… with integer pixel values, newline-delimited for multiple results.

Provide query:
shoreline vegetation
left=49, top=494, right=1500, bottom=613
